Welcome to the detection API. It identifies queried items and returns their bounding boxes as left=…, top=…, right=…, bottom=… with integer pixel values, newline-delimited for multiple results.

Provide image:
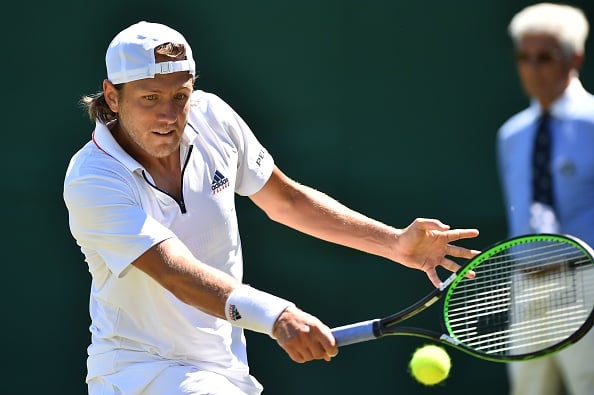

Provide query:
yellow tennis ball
left=409, top=344, right=451, bottom=386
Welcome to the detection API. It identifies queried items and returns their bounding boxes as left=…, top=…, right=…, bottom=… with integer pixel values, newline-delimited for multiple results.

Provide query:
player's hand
left=393, top=218, right=480, bottom=287
left=272, top=305, right=338, bottom=363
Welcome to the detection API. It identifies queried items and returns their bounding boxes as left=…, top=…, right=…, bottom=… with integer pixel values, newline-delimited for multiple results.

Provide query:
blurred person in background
left=497, top=3, right=594, bottom=395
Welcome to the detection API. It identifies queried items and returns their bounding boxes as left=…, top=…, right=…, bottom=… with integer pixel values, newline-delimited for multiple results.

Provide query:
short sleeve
left=197, top=92, right=275, bottom=196
left=64, top=157, right=175, bottom=277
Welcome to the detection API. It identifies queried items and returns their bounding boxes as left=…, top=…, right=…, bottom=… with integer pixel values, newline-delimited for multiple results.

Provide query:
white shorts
left=88, top=364, right=263, bottom=395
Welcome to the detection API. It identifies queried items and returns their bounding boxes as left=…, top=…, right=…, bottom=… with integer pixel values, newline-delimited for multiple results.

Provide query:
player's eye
left=144, top=95, right=157, bottom=101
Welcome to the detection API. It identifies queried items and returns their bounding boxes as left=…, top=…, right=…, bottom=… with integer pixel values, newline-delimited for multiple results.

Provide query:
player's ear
left=103, top=79, right=120, bottom=113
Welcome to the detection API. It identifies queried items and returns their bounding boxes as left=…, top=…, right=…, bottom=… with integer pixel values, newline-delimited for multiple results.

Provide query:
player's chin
left=149, top=142, right=181, bottom=158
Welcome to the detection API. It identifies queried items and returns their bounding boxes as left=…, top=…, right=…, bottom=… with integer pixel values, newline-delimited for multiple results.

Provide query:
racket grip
left=331, top=319, right=380, bottom=347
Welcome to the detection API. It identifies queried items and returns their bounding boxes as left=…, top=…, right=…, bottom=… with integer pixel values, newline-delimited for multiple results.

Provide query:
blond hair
left=81, top=43, right=192, bottom=124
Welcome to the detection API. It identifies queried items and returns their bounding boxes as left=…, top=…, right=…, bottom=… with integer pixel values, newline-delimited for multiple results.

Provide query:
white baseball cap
left=106, top=21, right=196, bottom=84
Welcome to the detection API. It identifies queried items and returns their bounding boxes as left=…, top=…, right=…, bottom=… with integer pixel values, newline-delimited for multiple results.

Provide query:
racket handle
left=331, top=319, right=380, bottom=347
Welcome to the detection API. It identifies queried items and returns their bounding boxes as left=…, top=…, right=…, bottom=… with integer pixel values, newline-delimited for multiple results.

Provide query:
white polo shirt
left=64, top=90, right=274, bottom=388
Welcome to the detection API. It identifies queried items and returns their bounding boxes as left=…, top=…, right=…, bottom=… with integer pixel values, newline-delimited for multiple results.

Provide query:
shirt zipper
left=141, top=145, right=193, bottom=214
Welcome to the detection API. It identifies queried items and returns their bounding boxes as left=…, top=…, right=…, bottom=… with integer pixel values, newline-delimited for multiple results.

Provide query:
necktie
left=532, top=112, right=554, bottom=209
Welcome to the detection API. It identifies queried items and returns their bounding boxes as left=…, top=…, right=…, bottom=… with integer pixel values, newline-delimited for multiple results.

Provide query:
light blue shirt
left=497, top=77, right=594, bottom=246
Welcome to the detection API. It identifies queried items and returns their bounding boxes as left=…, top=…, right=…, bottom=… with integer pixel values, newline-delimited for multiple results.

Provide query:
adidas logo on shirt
left=211, top=170, right=229, bottom=194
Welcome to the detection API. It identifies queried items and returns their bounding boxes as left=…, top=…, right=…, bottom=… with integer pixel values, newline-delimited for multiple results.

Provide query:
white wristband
left=225, top=285, right=295, bottom=337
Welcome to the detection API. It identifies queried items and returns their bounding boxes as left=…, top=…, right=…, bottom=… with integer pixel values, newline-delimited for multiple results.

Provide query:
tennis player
left=63, top=21, right=480, bottom=395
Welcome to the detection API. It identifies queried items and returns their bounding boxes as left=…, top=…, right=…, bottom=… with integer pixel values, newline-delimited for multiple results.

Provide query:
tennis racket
left=331, top=233, right=594, bottom=362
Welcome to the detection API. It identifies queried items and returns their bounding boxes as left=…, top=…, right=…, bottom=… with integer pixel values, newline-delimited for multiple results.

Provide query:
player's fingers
left=282, top=343, right=307, bottom=363
left=290, top=341, right=336, bottom=363
left=425, top=268, right=442, bottom=288
left=313, top=341, right=338, bottom=362
left=444, top=228, right=480, bottom=242
left=310, top=324, right=338, bottom=361
left=292, top=351, right=308, bottom=364
left=440, top=258, right=476, bottom=279
left=414, top=217, right=450, bottom=231
left=281, top=321, right=338, bottom=363
left=446, top=244, right=481, bottom=259
left=320, top=332, right=339, bottom=361
left=440, top=257, right=460, bottom=273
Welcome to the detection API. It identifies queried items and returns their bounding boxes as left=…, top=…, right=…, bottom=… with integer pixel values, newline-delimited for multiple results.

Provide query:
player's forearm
left=133, top=238, right=235, bottom=319
left=133, top=238, right=295, bottom=335
left=268, top=183, right=399, bottom=260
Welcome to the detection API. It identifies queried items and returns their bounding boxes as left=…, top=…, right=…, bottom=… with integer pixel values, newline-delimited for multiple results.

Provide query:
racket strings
left=444, top=240, right=594, bottom=356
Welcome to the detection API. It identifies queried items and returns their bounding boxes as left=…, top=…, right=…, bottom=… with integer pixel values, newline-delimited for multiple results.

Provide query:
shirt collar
left=530, top=76, right=587, bottom=119
left=91, top=121, right=196, bottom=173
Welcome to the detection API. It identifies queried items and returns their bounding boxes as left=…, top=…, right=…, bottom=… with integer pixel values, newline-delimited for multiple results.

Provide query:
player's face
left=106, top=71, right=194, bottom=162
left=515, top=34, right=574, bottom=106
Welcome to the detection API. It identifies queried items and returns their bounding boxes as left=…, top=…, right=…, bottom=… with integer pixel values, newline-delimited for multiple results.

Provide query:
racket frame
left=332, top=233, right=594, bottom=362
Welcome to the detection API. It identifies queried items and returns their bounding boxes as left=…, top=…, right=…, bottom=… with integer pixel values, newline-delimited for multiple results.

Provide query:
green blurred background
left=5, top=1, right=594, bottom=394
